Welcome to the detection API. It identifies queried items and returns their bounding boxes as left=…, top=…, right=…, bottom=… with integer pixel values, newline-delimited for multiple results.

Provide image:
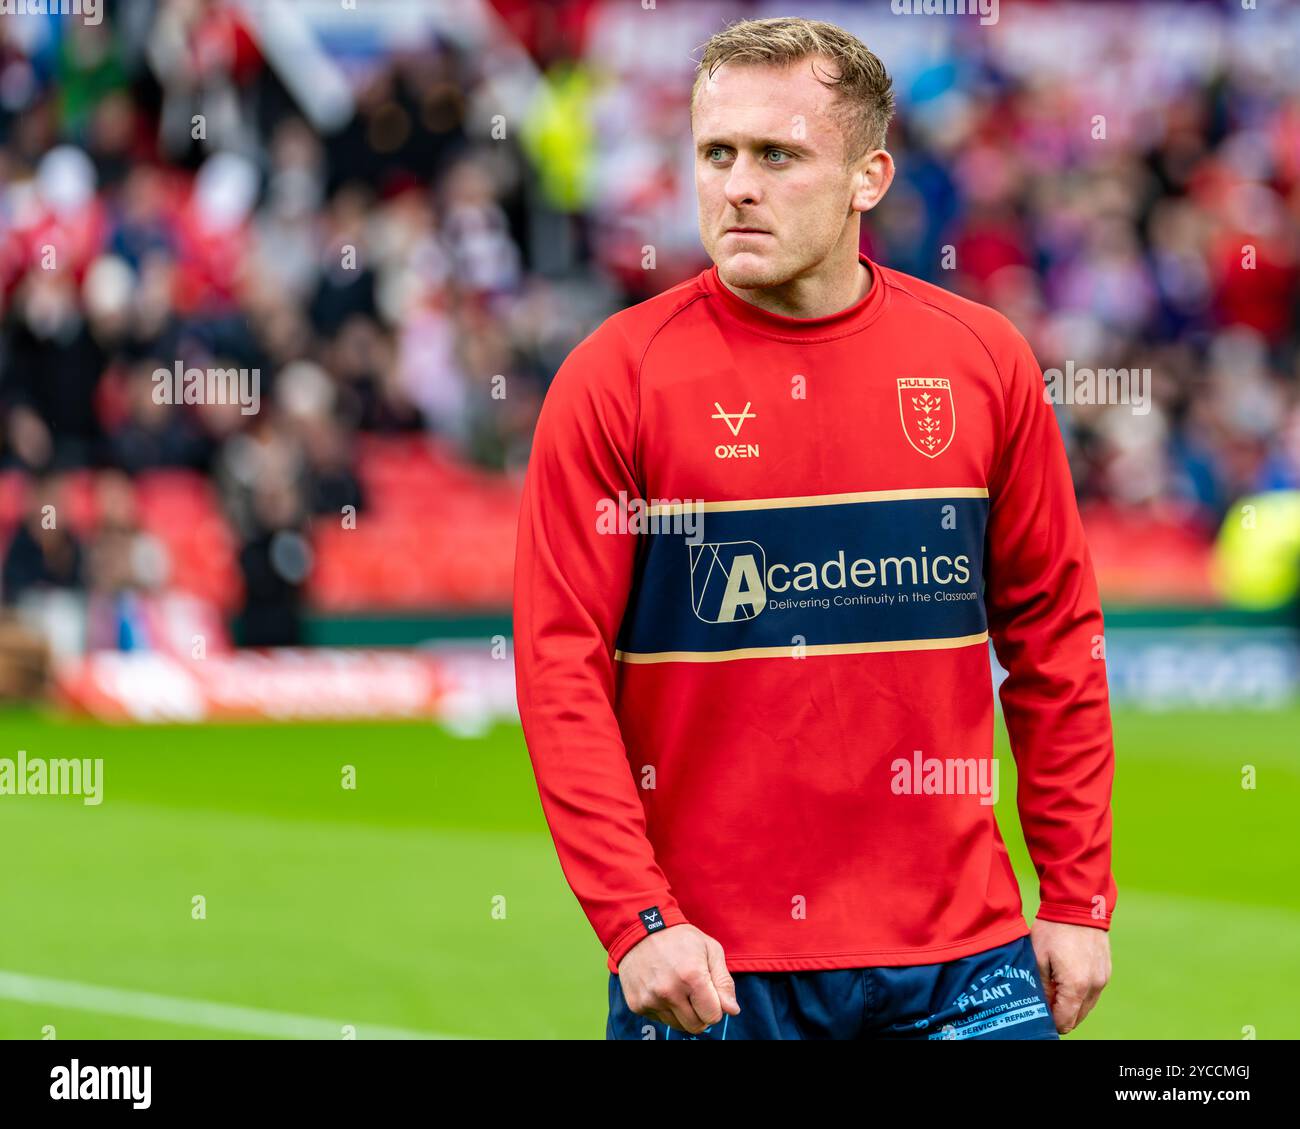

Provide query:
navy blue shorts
left=606, top=933, right=1058, bottom=1040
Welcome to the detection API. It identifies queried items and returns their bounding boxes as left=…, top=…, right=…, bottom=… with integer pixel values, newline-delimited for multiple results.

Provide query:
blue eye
left=767, top=150, right=790, bottom=164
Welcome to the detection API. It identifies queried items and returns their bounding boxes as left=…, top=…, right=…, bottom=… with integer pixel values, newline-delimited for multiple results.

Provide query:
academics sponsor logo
left=689, top=538, right=974, bottom=625
left=615, top=489, right=990, bottom=661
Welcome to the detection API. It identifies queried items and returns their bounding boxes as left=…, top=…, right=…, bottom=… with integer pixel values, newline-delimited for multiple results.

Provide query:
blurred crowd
left=0, top=0, right=1297, bottom=643
left=0, top=0, right=559, bottom=643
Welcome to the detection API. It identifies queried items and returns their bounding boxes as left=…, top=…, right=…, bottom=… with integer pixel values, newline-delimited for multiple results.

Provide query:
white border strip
left=0, top=970, right=462, bottom=1041
left=647, top=486, right=989, bottom=517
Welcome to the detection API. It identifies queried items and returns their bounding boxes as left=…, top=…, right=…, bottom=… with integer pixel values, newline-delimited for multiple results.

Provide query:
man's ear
left=852, top=150, right=895, bottom=215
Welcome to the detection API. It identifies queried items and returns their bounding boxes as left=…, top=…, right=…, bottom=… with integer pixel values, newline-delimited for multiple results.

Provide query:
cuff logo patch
left=639, top=906, right=665, bottom=934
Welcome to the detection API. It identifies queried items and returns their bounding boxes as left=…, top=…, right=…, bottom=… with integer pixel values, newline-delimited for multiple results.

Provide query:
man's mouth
left=724, top=227, right=770, bottom=235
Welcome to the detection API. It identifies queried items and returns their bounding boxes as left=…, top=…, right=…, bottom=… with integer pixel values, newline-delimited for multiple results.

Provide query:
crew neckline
left=700, top=250, right=889, bottom=341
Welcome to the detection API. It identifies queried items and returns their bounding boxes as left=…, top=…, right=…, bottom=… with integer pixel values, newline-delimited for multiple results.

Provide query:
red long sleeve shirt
left=513, top=251, right=1117, bottom=974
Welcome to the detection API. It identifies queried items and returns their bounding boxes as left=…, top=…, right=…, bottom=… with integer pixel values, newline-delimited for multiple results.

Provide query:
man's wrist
left=606, top=904, right=689, bottom=972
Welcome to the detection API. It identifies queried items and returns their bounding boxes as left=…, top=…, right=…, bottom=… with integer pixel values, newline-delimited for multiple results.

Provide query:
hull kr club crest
left=897, top=377, right=955, bottom=458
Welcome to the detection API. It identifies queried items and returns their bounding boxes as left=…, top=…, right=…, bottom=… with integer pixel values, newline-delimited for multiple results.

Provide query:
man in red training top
left=513, top=15, right=1115, bottom=1041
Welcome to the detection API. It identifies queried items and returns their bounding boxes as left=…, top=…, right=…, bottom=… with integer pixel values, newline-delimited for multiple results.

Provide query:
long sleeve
left=983, top=325, right=1118, bottom=931
left=512, top=324, right=690, bottom=973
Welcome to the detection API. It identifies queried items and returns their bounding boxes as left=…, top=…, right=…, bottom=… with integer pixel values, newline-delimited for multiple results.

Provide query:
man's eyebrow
left=695, top=136, right=817, bottom=155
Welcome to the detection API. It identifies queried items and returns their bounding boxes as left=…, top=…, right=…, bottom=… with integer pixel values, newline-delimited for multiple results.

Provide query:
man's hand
left=617, top=924, right=741, bottom=1035
left=1029, top=918, right=1111, bottom=1035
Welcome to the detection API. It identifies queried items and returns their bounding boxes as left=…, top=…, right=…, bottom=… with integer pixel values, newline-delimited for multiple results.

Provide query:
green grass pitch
left=0, top=704, right=1296, bottom=1039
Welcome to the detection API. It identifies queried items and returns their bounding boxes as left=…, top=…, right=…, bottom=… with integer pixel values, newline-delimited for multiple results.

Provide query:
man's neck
left=722, top=255, right=872, bottom=320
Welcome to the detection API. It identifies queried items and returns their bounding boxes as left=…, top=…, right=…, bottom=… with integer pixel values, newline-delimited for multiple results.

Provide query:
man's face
left=692, top=58, right=862, bottom=290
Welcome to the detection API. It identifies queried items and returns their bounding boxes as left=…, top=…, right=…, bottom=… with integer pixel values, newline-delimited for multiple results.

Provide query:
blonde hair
left=691, top=16, right=896, bottom=164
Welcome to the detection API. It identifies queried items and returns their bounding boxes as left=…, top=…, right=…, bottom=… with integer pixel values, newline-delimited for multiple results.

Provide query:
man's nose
left=723, top=153, right=761, bottom=208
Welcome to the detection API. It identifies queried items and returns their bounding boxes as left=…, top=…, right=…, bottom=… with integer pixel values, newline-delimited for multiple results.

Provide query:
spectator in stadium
left=2, top=473, right=84, bottom=604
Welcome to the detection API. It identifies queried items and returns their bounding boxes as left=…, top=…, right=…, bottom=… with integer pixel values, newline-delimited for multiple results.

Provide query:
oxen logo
left=898, top=377, right=955, bottom=458
left=689, top=541, right=766, bottom=623
left=712, top=402, right=759, bottom=460
left=712, top=401, right=755, bottom=436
